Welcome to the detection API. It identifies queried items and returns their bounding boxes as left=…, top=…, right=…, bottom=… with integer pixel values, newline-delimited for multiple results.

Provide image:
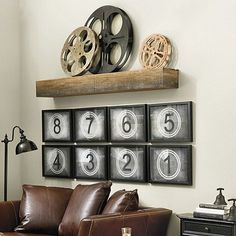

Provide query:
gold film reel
left=61, top=27, right=100, bottom=76
left=139, top=34, right=172, bottom=69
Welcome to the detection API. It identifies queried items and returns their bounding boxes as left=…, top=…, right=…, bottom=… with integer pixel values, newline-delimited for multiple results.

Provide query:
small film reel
left=140, top=34, right=172, bottom=69
left=85, top=5, right=133, bottom=74
left=61, top=27, right=100, bottom=76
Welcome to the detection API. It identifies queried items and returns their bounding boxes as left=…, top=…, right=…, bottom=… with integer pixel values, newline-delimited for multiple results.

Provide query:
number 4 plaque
left=42, top=145, right=73, bottom=178
left=148, top=102, right=192, bottom=142
left=42, top=109, right=73, bottom=142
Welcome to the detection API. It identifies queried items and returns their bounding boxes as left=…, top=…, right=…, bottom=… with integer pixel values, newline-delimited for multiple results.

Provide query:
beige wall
left=2, top=0, right=236, bottom=234
left=0, top=0, right=21, bottom=200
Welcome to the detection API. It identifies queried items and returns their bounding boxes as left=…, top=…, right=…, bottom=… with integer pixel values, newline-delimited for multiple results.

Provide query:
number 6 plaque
left=148, top=102, right=192, bottom=142
left=42, top=109, right=73, bottom=142
left=109, top=105, right=146, bottom=142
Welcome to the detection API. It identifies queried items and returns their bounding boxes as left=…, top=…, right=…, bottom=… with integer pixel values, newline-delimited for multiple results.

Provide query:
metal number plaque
left=74, top=145, right=107, bottom=180
left=42, top=109, right=73, bottom=142
left=42, top=145, right=73, bottom=178
left=148, top=145, right=192, bottom=185
left=148, top=102, right=192, bottom=142
left=109, top=146, right=146, bottom=182
left=109, top=105, right=146, bottom=142
left=74, top=107, right=107, bottom=142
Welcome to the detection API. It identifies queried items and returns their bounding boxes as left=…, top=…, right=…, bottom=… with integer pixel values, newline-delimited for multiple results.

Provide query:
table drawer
left=182, top=220, right=233, bottom=236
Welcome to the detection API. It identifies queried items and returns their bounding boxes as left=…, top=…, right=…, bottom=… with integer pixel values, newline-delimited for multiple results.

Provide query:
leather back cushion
left=102, top=189, right=139, bottom=214
left=58, top=181, right=112, bottom=236
left=15, top=185, right=72, bottom=234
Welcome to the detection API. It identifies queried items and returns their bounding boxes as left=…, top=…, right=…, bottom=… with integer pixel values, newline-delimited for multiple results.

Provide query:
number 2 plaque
left=42, top=109, right=73, bottom=142
left=148, top=102, right=192, bottom=142
left=148, top=145, right=192, bottom=185
left=109, top=146, right=146, bottom=182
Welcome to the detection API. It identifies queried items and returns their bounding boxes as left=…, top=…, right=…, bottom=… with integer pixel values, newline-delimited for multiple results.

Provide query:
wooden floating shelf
left=36, top=68, right=179, bottom=98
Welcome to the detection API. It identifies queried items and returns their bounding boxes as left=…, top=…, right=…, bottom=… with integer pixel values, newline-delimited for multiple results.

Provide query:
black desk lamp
left=1, top=126, right=38, bottom=201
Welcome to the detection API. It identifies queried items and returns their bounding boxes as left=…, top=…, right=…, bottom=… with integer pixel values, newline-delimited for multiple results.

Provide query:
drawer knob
left=204, top=226, right=209, bottom=232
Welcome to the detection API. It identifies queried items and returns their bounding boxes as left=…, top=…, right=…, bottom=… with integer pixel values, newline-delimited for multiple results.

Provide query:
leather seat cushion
left=3, top=233, right=56, bottom=236
left=102, top=189, right=139, bottom=214
left=14, top=185, right=72, bottom=234
left=58, top=181, right=112, bottom=236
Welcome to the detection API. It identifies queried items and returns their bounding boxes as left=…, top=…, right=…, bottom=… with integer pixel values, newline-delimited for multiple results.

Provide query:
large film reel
left=85, top=5, right=133, bottom=74
left=139, top=34, right=172, bottom=69
left=61, top=27, right=100, bottom=76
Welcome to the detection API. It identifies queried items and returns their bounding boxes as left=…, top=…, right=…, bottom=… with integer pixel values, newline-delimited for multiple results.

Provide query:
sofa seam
left=10, top=201, right=18, bottom=226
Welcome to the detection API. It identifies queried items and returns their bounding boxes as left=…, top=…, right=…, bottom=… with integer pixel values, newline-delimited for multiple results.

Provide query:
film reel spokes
left=85, top=5, right=133, bottom=74
left=61, top=27, right=100, bottom=76
left=140, top=34, right=172, bottom=69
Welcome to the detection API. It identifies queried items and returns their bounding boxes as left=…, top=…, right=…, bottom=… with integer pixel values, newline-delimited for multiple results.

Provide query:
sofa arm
left=78, top=208, right=172, bottom=236
left=0, top=200, right=20, bottom=231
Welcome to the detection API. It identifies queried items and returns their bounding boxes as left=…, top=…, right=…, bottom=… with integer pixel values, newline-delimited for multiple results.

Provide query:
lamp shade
left=15, top=138, right=38, bottom=155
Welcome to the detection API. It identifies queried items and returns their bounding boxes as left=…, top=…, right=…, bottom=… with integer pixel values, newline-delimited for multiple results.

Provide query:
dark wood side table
left=177, top=213, right=236, bottom=236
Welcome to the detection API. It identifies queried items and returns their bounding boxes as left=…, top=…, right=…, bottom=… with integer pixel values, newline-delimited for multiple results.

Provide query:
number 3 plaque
left=42, top=109, right=73, bottom=142
left=109, top=105, right=146, bottom=142
left=148, top=145, right=192, bottom=185
left=148, top=102, right=192, bottom=142
left=109, top=146, right=146, bottom=182
left=74, top=145, right=107, bottom=180
left=42, top=145, right=73, bottom=178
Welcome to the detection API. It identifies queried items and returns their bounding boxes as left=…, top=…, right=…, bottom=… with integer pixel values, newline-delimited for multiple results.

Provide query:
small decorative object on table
left=227, top=199, right=236, bottom=221
left=193, top=187, right=229, bottom=220
left=214, top=187, right=227, bottom=205
left=121, top=227, right=131, bottom=236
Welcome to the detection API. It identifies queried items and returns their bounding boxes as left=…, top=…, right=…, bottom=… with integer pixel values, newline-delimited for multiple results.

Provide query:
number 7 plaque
left=74, top=107, right=107, bottom=142
left=148, top=102, right=192, bottom=142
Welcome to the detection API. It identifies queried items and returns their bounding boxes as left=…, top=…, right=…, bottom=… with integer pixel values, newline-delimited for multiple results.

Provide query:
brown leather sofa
left=0, top=182, right=172, bottom=236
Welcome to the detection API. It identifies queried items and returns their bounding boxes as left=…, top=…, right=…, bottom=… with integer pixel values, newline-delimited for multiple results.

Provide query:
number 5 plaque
left=109, top=105, right=146, bottom=142
left=148, top=102, right=192, bottom=142
left=148, top=145, right=192, bottom=185
left=42, top=109, right=73, bottom=142
left=109, top=146, right=146, bottom=182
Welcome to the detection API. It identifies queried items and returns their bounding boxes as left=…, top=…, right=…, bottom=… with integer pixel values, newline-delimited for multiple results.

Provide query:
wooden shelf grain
left=36, top=68, right=179, bottom=97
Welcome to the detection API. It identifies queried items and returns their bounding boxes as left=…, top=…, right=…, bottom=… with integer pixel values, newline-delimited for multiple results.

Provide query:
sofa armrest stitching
left=88, top=219, right=94, bottom=236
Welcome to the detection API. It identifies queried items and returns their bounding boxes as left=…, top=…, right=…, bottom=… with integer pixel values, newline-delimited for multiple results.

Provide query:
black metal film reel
left=85, top=5, right=133, bottom=74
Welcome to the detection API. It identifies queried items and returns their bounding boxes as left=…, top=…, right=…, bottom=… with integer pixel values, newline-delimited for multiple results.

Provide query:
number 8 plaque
left=42, top=109, right=73, bottom=142
left=148, top=102, right=192, bottom=142
left=109, top=146, right=146, bottom=182
left=109, top=105, right=146, bottom=142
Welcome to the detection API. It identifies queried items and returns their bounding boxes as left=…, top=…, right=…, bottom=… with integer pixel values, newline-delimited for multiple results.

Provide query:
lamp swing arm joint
left=1, top=126, right=24, bottom=144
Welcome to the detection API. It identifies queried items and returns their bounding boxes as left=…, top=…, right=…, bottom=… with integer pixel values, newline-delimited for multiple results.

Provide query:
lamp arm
left=1, top=126, right=24, bottom=144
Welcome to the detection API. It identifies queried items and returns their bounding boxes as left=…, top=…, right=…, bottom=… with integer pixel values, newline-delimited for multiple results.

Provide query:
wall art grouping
left=42, top=101, right=192, bottom=143
left=42, top=144, right=192, bottom=185
left=42, top=101, right=193, bottom=185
